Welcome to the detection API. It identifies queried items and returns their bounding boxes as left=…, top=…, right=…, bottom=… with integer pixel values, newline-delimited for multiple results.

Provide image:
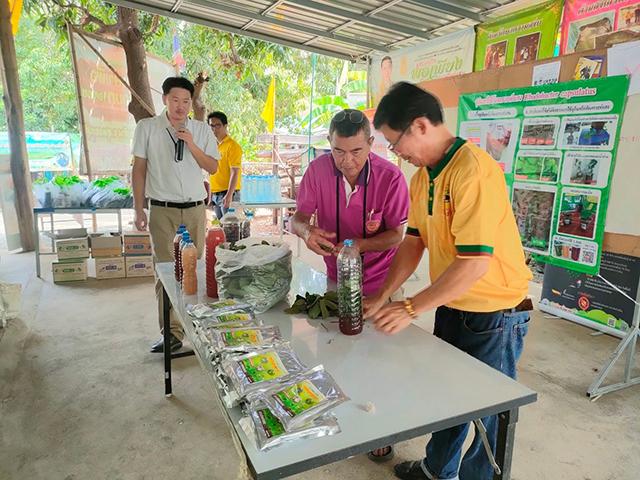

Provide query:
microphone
left=176, top=122, right=185, bottom=162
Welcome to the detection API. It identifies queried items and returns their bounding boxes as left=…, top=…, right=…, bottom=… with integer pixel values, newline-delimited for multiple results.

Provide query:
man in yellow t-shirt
left=367, top=82, right=533, bottom=480
left=207, top=111, right=242, bottom=219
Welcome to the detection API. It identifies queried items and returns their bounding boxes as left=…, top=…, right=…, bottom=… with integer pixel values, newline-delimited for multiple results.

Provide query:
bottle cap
left=344, top=239, right=354, bottom=247
left=177, top=225, right=186, bottom=234
left=211, top=219, right=221, bottom=226
left=228, top=208, right=236, bottom=213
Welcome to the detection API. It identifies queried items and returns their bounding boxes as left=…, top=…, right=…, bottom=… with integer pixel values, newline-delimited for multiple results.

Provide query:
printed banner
left=474, top=0, right=563, bottom=72
left=540, top=251, right=640, bottom=334
left=561, top=0, right=640, bottom=54
left=458, top=76, right=630, bottom=275
left=369, top=28, right=475, bottom=106
left=0, top=132, right=75, bottom=172
left=71, top=31, right=174, bottom=173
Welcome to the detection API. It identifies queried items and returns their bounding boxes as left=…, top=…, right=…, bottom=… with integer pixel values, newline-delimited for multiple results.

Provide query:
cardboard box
left=56, top=237, right=90, bottom=260
left=55, top=228, right=88, bottom=239
left=91, top=234, right=122, bottom=258
left=123, top=231, right=152, bottom=256
left=95, top=256, right=125, bottom=280
left=125, top=255, right=154, bottom=278
left=52, top=259, right=87, bottom=283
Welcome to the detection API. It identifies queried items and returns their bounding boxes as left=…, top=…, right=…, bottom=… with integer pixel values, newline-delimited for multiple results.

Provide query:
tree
left=24, top=0, right=168, bottom=122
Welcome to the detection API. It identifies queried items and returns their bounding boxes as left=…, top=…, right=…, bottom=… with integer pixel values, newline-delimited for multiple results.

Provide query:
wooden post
left=0, top=0, right=34, bottom=251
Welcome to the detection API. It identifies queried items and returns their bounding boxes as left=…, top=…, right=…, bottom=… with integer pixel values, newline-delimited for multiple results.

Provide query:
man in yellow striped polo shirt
left=366, top=82, right=532, bottom=480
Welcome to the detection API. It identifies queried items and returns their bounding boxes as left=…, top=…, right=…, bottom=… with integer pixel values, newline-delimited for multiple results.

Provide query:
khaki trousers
left=149, top=203, right=206, bottom=340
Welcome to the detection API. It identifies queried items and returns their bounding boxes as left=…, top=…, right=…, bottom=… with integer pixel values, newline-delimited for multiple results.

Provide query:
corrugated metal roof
left=106, top=0, right=539, bottom=61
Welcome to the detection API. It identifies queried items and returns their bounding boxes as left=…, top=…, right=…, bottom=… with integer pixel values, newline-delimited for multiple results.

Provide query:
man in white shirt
left=131, top=76, right=219, bottom=353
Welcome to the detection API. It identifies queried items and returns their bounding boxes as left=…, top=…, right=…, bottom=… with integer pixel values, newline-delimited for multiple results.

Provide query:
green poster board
left=474, top=0, right=563, bottom=72
left=458, top=76, right=630, bottom=275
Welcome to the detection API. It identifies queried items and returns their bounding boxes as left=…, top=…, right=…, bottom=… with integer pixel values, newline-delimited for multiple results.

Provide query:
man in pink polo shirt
left=292, top=109, right=409, bottom=297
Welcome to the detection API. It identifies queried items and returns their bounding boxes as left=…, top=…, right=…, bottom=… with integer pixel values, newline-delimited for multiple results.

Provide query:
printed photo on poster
left=617, top=3, right=640, bottom=29
left=512, top=183, right=557, bottom=254
left=561, top=151, right=611, bottom=188
left=557, top=188, right=601, bottom=240
left=551, top=235, right=598, bottom=267
left=567, top=12, right=615, bottom=53
left=574, top=56, right=604, bottom=80
left=514, top=32, right=541, bottom=64
left=560, top=115, right=618, bottom=149
left=484, top=41, right=508, bottom=70
left=514, top=151, right=562, bottom=183
left=519, top=117, right=560, bottom=148
left=485, top=120, right=519, bottom=172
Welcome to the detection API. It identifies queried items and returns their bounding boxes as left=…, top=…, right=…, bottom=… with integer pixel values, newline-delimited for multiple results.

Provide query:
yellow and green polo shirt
left=406, top=137, right=532, bottom=312
left=209, top=135, right=242, bottom=193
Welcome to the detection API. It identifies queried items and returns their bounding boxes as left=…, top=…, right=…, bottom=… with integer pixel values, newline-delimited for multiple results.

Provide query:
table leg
left=117, top=209, right=123, bottom=234
left=162, top=286, right=173, bottom=397
left=493, top=408, right=519, bottom=480
left=50, top=213, right=55, bottom=252
left=280, top=207, right=285, bottom=240
left=34, top=212, right=41, bottom=278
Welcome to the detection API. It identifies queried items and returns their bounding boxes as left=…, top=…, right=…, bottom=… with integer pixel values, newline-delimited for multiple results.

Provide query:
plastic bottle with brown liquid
left=173, top=224, right=186, bottom=281
left=206, top=219, right=226, bottom=298
left=181, top=240, right=198, bottom=295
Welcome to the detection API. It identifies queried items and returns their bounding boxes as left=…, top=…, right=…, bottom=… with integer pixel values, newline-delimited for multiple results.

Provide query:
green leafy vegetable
left=284, top=291, right=339, bottom=319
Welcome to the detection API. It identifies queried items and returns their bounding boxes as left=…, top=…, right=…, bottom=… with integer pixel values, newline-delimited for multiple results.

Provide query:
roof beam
left=241, top=0, right=285, bottom=30
left=284, top=0, right=431, bottom=39
left=189, top=0, right=388, bottom=51
left=409, top=0, right=486, bottom=23
left=105, top=0, right=357, bottom=61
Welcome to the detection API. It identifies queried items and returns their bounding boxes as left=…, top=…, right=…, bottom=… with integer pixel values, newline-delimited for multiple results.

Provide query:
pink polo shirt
left=296, top=152, right=409, bottom=295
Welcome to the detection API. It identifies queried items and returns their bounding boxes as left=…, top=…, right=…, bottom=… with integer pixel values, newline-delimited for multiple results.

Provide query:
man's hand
left=135, top=209, right=148, bottom=231
left=363, top=294, right=386, bottom=319
left=176, top=127, right=195, bottom=147
left=304, top=226, right=336, bottom=257
left=223, top=192, right=234, bottom=209
left=371, top=301, right=414, bottom=334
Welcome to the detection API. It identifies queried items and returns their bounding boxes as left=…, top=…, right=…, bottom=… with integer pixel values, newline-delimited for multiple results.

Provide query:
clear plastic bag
left=252, top=365, right=349, bottom=432
left=186, top=300, right=253, bottom=319
left=208, top=325, right=283, bottom=354
left=220, top=343, right=306, bottom=400
left=215, top=239, right=292, bottom=314
left=240, top=400, right=340, bottom=451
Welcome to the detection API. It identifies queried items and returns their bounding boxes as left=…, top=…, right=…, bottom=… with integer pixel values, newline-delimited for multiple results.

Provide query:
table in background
left=156, top=260, right=537, bottom=480
left=33, top=207, right=123, bottom=278
left=240, top=197, right=296, bottom=240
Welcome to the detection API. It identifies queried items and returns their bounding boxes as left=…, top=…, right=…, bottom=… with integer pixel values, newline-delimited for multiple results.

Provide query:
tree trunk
left=0, top=0, right=34, bottom=251
left=116, top=7, right=154, bottom=122
left=192, top=72, right=208, bottom=121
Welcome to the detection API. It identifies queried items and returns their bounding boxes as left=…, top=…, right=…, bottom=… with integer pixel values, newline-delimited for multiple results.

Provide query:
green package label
left=222, top=329, right=262, bottom=347
left=208, top=299, right=237, bottom=310
left=217, top=312, right=252, bottom=324
left=239, top=351, right=288, bottom=384
left=273, top=379, right=325, bottom=418
left=256, top=408, right=285, bottom=439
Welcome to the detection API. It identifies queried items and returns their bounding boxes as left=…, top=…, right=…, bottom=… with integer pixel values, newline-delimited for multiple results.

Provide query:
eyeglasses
left=209, top=123, right=223, bottom=129
left=332, top=110, right=365, bottom=125
left=388, top=125, right=410, bottom=153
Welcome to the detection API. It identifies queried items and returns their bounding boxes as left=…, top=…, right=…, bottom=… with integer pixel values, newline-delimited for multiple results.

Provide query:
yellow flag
left=261, top=77, right=276, bottom=133
left=10, top=0, right=23, bottom=35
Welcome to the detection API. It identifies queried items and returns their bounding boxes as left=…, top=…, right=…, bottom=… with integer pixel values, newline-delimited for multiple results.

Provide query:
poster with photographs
left=561, top=0, right=640, bottom=55
left=458, top=76, right=630, bottom=274
left=458, top=119, right=520, bottom=173
left=514, top=151, right=562, bottom=183
left=514, top=33, right=541, bottom=64
left=520, top=117, right=560, bottom=149
left=560, top=115, right=618, bottom=150
left=557, top=188, right=601, bottom=240
left=561, top=151, right=611, bottom=188
left=512, top=183, right=557, bottom=255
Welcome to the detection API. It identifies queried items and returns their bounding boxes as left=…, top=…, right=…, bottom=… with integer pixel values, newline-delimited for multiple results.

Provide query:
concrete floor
left=1, top=247, right=639, bottom=480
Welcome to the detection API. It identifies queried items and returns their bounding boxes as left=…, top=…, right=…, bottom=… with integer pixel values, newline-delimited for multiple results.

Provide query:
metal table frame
left=33, top=207, right=123, bottom=278
left=157, top=261, right=536, bottom=480
left=240, top=197, right=296, bottom=240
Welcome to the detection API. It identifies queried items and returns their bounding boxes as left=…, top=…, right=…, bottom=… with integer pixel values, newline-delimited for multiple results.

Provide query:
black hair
left=381, top=56, right=392, bottom=66
left=373, top=81, right=443, bottom=131
left=162, top=77, right=195, bottom=97
left=329, top=109, right=371, bottom=139
left=208, top=111, right=228, bottom=125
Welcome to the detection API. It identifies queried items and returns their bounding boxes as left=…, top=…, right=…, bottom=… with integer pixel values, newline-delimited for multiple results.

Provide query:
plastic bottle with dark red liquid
left=173, top=224, right=186, bottom=281
left=206, top=219, right=226, bottom=298
left=337, top=239, right=363, bottom=335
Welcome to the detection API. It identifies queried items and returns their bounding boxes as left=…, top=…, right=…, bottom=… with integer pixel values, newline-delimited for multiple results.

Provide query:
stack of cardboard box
left=123, top=232, right=154, bottom=278
left=52, top=237, right=90, bottom=283
left=91, top=234, right=125, bottom=280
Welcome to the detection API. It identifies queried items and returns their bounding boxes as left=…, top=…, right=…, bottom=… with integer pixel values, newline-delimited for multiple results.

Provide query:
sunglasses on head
left=332, top=110, right=365, bottom=125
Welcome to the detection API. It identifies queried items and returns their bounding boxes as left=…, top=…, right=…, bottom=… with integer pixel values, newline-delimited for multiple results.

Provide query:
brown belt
left=501, top=297, right=534, bottom=314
